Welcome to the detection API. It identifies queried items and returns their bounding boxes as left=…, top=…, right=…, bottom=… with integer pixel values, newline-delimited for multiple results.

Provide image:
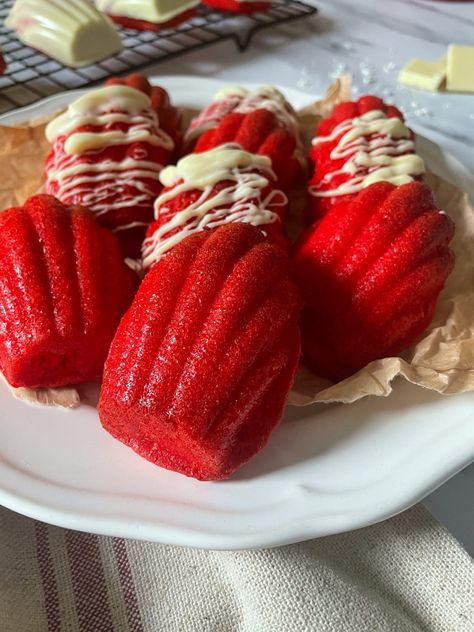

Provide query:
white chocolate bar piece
left=95, top=0, right=199, bottom=24
left=398, top=57, right=446, bottom=92
left=446, top=45, right=474, bottom=93
left=6, top=0, right=122, bottom=68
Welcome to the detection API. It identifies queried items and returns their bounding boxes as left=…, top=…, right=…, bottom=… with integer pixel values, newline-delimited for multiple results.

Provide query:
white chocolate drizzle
left=234, top=86, right=301, bottom=144
left=186, top=88, right=244, bottom=141
left=309, top=109, right=426, bottom=198
left=6, top=0, right=122, bottom=68
left=186, top=85, right=305, bottom=165
left=142, top=145, right=286, bottom=269
left=45, top=86, right=174, bottom=228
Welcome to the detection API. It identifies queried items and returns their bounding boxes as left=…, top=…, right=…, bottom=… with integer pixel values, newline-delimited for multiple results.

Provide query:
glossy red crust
left=203, top=0, right=271, bottom=13
left=45, top=74, right=180, bottom=259
left=293, top=182, right=455, bottom=381
left=105, top=7, right=196, bottom=31
left=308, top=95, right=413, bottom=221
left=0, top=195, right=137, bottom=389
left=99, top=223, right=301, bottom=481
left=195, top=109, right=300, bottom=192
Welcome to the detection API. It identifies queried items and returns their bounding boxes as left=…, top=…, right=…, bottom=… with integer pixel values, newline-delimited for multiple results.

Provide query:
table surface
left=138, top=0, right=474, bottom=553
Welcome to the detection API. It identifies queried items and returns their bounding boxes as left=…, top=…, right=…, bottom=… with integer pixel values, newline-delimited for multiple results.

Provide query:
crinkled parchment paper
left=0, top=76, right=472, bottom=408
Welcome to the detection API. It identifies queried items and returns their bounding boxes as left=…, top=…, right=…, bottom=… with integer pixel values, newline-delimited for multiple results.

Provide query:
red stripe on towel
left=35, top=522, right=61, bottom=632
left=65, top=530, right=114, bottom=632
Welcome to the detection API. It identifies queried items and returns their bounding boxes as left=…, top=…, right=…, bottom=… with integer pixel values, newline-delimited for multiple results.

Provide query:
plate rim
left=0, top=76, right=473, bottom=550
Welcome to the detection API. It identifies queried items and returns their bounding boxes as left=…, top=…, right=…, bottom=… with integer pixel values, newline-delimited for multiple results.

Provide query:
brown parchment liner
left=0, top=75, right=472, bottom=408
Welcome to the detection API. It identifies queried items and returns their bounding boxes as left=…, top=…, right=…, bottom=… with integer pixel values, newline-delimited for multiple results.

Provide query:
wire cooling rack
left=0, top=1, right=317, bottom=114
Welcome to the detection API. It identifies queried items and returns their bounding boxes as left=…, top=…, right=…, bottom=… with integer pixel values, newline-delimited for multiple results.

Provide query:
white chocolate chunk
left=446, top=45, right=474, bottom=93
left=398, top=57, right=446, bottom=92
left=6, top=0, right=122, bottom=68
left=95, top=0, right=199, bottom=23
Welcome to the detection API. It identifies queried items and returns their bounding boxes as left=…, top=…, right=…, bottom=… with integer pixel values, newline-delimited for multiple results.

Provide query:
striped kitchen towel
left=1, top=504, right=473, bottom=632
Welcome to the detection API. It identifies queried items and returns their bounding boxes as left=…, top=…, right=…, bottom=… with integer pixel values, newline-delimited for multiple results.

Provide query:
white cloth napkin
left=1, top=504, right=473, bottom=632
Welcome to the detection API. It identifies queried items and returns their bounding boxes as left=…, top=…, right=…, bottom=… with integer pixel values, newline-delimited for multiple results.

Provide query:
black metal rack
left=0, top=1, right=317, bottom=114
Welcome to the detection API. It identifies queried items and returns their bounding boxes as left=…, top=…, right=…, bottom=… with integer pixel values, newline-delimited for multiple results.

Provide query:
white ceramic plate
left=0, top=76, right=473, bottom=550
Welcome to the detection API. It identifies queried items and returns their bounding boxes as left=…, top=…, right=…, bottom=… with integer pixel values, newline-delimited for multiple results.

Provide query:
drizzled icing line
left=309, top=109, right=426, bottom=198
left=186, top=85, right=306, bottom=165
left=46, top=155, right=164, bottom=215
left=142, top=145, right=287, bottom=269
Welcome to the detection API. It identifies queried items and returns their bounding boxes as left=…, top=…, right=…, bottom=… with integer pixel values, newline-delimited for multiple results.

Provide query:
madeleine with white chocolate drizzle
left=142, top=145, right=287, bottom=269
left=309, top=109, right=426, bottom=199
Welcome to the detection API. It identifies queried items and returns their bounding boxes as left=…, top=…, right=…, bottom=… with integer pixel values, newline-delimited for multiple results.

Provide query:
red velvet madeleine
left=141, top=146, right=289, bottom=270
left=105, top=7, right=197, bottom=32
left=105, top=74, right=182, bottom=156
left=307, top=95, right=424, bottom=222
left=186, top=85, right=303, bottom=154
left=203, top=0, right=272, bottom=13
left=142, top=179, right=288, bottom=269
left=194, top=109, right=300, bottom=192
left=45, top=74, right=180, bottom=258
left=0, top=195, right=137, bottom=389
left=99, top=223, right=301, bottom=481
left=293, top=182, right=455, bottom=381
